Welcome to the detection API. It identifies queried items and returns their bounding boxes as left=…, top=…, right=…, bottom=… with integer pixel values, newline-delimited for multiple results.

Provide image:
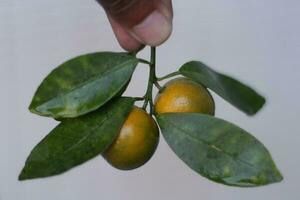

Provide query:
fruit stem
left=154, top=81, right=163, bottom=91
left=157, top=71, right=180, bottom=81
left=142, top=46, right=157, bottom=115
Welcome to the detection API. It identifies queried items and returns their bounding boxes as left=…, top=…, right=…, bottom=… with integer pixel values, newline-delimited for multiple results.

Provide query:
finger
left=108, top=15, right=142, bottom=52
left=160, top=0, right=173, bottom=19
left=97, top=0, right=173, bottom=47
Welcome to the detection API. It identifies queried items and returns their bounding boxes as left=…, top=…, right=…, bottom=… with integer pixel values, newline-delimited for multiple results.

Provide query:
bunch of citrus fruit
left=104, top=78, right=215, bottom=170
left=20, top=48, right=282, bottom=187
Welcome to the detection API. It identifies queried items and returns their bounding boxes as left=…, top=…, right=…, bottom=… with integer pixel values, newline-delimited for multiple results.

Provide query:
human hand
left=96, top=0, right=173, bottom=51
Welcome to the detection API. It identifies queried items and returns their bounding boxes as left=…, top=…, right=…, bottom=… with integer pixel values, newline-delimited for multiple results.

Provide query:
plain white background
left=1, top=0, right=300, bottom=199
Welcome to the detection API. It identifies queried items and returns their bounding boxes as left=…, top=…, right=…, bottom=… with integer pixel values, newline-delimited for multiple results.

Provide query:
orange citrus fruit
left=154, top=78, right=215, bottom=115
left=103, top=106, right=159, bottom=170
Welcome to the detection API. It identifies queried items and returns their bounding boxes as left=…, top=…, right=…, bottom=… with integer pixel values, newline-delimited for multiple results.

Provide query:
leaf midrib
left=162, top=116, right=275, bottom=176
left=181, top=65, right=227, bottom=95
left=62, top=111, right=111, bottom=155
left=38, top=109, right=116, bottom=163
left=36, top=58, right=136, bottom=106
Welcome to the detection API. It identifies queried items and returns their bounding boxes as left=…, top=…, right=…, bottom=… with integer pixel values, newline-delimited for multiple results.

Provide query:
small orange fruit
left=103, top=106, right=159, bottom=170
left=154, top=78, right=215, bottom=115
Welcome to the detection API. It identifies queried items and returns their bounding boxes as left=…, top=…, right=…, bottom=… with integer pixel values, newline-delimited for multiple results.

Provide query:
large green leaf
left=29, top=52, right=138, bottom=118
left=179, top=61, right=266, bottom=115
left=19, top=97, right=134, bottom=180
left=157, top=113, right=283, bottom=187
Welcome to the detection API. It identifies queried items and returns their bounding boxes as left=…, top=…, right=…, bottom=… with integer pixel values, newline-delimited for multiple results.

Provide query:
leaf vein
left=164, top=118, right=274, bottom=176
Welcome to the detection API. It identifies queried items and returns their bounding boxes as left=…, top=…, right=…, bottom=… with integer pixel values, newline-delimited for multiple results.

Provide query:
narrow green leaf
left=29, top=52, right=138, bottom=118
left=157, top=113, right=283, bottom=187
left=179, top=61, right=266, bottom=115
left=19, top=97, right=134, bottom=180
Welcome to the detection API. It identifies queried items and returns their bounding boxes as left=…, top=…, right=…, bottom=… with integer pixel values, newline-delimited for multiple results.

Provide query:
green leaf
left=157, top=113, right=283, bottom=187
left=29, top=52, right=138, bottom=118
left=19, top=97, right=134, bottom=180
left=179, top=61, right=266, bottom=115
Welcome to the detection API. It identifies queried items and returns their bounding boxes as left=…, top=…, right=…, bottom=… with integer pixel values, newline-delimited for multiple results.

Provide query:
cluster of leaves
left=20, top=50, right=282, bottom=187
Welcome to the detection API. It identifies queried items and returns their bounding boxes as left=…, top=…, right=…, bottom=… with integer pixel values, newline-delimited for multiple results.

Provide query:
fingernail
left=131, top=10, right=172, bottom=46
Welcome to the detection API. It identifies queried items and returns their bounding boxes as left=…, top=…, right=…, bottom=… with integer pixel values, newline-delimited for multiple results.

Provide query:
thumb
left=97, top=0, right=173, bottom=49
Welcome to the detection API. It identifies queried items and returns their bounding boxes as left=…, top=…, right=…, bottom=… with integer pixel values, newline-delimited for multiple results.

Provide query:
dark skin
left=96, top=0, right=173, bottom=51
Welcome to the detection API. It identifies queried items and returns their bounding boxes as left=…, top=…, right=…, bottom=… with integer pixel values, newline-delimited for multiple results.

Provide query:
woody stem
left=142, top=46, right=157, bottom=115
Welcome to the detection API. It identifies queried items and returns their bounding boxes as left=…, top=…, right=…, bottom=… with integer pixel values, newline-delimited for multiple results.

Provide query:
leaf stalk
left=157, top=71, right=180, bottom=81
